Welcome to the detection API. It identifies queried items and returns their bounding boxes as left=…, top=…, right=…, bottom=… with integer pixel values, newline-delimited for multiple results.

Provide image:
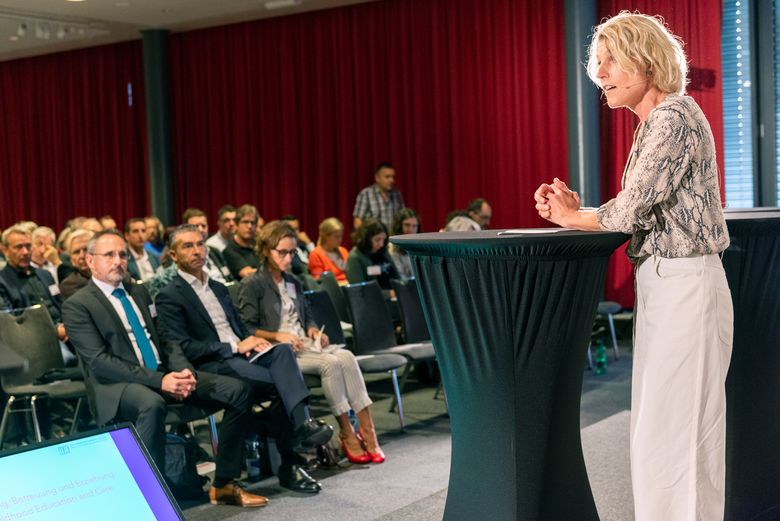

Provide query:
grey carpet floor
left=184, top=346, right=635, bottom=521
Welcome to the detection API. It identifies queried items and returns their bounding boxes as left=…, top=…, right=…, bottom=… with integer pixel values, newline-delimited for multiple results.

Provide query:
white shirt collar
left=92, top=276, right=123, bottom=298
left=177, top=268, right=209, bottom=288
left=130, top=247, right=147, bottom=261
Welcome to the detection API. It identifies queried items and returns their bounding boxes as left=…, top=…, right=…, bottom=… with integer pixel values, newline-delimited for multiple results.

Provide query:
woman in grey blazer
left=238, top=221, right=385, bottom=464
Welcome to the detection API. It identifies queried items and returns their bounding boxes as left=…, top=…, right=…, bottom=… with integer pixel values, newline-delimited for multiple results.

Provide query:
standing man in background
left=353, top=162, right=405, bottom=230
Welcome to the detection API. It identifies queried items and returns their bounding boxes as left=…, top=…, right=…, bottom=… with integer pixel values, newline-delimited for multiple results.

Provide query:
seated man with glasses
left=62, top=229, right=268, bottom=507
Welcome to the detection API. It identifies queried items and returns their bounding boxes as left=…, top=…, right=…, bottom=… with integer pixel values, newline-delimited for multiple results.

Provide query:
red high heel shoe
left=356, top=432, right=385, bottom=464
left=340, top=435, right=370, bottom=464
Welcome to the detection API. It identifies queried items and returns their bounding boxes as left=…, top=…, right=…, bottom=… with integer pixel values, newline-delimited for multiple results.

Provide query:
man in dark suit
left=156, top=224, right=331, bottom=493
left=0, top=225, right=74, bottom=365
left=62, top=229, right=267, bottom=508
left=125, top=217, right=161, bottom=282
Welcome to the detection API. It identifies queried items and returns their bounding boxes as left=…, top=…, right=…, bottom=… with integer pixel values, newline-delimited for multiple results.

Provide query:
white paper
left=497, top=228, right=571, bottom=235
left=247, top=343, right=279, bottom=363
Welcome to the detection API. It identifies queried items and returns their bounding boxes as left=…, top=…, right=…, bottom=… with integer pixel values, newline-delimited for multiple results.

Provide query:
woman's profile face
left=595, top=43, right=650, bottom=111
left=322, top=230, right=343, bottom=250
left=401, top=217, right=419, bottom=235
left=370, top=232, right=387, bottom=253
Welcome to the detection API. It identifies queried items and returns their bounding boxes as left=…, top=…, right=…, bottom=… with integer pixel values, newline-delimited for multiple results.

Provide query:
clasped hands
left=534, top=177, right=581, bottom=227
left=162, top=368, right=197, bottom=401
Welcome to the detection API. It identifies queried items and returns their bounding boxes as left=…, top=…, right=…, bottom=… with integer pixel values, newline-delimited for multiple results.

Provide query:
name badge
left=367, top=265, right=382, bottom=276
left=148, top=304, right=157, bottom=318
left=221, top=266, right=231, bottom=277
left=48, top=284, right=61, bottom=296
left=286, top=282, right=297, bottom=299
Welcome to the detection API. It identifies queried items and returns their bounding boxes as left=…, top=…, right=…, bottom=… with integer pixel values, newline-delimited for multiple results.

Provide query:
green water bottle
left=595, top=340, right=607, bottom=376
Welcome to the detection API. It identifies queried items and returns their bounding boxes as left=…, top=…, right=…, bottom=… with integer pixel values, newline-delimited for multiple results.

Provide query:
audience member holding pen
left=238, top=220, right=386, bottom=464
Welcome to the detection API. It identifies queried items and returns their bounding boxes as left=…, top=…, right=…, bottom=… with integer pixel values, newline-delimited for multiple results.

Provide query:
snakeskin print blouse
left=597, top=94, right=730, bottom=262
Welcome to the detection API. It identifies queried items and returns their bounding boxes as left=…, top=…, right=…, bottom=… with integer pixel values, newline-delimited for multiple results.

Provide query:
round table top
left=390, top=228, right=629, bottom=259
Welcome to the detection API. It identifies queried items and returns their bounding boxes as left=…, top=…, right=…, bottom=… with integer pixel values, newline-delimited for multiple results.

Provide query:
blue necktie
left=112, top=288, right=158, bottom=370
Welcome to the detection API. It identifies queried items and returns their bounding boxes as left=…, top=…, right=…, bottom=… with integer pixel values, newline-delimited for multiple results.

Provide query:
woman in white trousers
left=534, top=12, right=733, bottom=521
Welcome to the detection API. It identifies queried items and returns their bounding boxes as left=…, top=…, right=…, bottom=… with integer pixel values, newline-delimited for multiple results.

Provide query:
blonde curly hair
left=586, top=11, right=688, bottom=95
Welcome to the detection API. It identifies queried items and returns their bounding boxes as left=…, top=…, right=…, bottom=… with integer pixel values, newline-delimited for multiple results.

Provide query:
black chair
left=0, top=305, right=87, bottom=448
left=301, top=273, right=321, bottom=291
left=318, top=271, right=351, bottom=324
left=596, top=301, right=622, bottom=360
left=343, top=281, right=436, bottom=413
left=304, top=289, right=408, bottom=430
left=224, top=280, right=240, bottom=307
left=390, top=278, right=431, bottom=343
left=165, top=403, right=220, bottom=457
left=304, top=290, right=346, bottom=345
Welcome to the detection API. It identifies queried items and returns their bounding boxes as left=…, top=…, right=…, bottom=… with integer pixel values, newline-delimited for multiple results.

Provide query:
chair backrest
left=224, top=281, right=240, bottom=306
left=390, top=278, right=431, bottom=343
left=319, top=271, right=351, bottom=323
left=343, top=281, right=397, bottom=354
left=304, top=290, right=346, bottom=345
left=0, top=305, right=63, bottom=388
left=301, top=273, right=320, bottom=291
left=303, top=290, right=346, bottom=344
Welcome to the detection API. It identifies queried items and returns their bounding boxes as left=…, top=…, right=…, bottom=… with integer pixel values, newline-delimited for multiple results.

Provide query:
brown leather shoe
left=209, top=481, right=269, bottom=508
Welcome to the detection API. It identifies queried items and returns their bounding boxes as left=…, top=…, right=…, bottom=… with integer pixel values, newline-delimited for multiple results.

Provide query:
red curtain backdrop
left=168, top=0, right=568, bottom=239
left=0, top=41, right=148, bottom=231
left=597, top=0, right=724, bottom=307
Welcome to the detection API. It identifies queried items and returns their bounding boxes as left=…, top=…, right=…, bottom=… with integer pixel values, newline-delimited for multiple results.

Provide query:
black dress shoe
left=292, top=418, right=333, bottom=451
left=278, top=464, right=322, bottom=493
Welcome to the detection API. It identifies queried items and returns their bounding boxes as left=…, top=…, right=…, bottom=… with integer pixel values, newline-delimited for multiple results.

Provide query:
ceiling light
left=264, top=0, right=301, bottom=10
left=0, top=10, right=109, bottom=40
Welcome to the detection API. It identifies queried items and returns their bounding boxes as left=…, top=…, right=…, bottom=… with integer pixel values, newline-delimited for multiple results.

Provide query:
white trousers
left=296, top=348, right=372, bottom=417
left=632, top=254, right=733, bottom=521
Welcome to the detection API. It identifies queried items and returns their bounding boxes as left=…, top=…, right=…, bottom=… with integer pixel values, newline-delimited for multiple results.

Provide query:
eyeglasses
left=272, top=248, right=296, bottom=258
left=92, top=251, right=128, bottom=260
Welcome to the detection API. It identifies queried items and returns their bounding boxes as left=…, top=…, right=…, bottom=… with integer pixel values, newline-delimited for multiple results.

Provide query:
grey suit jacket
left=62, top=279, right=193, bottom=425
left=237, top=265, right=317, bottom=334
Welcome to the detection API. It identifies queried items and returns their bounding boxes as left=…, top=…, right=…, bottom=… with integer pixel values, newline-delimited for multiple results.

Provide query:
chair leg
left=390, top=369, right=405, bottom=433
left=30, top=395, right=43, bottom=442
left=69, top=398, right=84, bottom=435
left=607, top=314, right=620, bottom=360
left=0, top=395, right=15, bottom=450
left=388, top=362, right=412, bottom=413
left=208, top=415, right=219, bottom=457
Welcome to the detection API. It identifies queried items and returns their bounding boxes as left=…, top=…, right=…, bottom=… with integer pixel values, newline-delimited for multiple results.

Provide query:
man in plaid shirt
left=352, top=162, right=406, bottom=230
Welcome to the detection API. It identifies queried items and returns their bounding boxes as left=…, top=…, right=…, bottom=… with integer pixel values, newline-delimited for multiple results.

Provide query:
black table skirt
left=722, top=209, right=780, bottom=521
left=392, top=229, right=628, bottom=521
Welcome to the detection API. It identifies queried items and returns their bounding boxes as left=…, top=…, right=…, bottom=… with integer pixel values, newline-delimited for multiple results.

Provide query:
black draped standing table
left=391, top=229, right=628, bottom=521
left=722, top=209, right=780, bottom=521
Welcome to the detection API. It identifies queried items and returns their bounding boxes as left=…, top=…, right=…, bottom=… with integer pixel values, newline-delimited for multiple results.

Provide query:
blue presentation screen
left=0, top=427, right=182, bottom=520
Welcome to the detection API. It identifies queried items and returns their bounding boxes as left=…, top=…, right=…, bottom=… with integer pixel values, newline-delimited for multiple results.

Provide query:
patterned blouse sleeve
left=597, top=107, right=690, bottom=234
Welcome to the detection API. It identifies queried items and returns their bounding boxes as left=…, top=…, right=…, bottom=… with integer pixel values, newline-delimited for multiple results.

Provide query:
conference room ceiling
left=0, top=0, right=375, bottom=62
